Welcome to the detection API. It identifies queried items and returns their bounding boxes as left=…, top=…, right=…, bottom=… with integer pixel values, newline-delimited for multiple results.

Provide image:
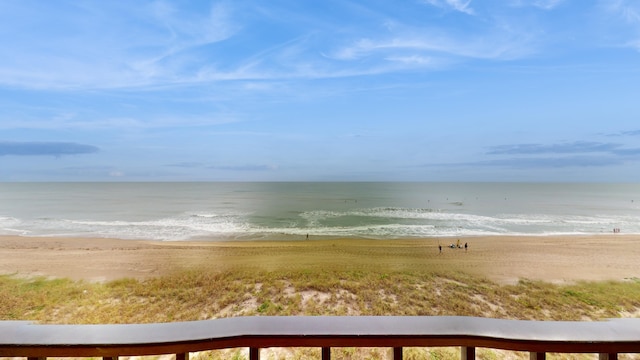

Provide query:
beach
left=1, top=235, right=638, bottom=284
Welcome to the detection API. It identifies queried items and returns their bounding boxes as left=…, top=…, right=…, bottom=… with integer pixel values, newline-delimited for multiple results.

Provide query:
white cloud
left=627, top=39, right=640, bottom=51
left=0, top=1, right=563, bottom=90
left=330, top=31, right=533, bottom=63
left=0, top=113, right=241, bottom=131
left=510, top=0, right=566, bottom=10
left=600, top=0, right=640, bottom=50
left=0, top=1, right=240, bottom=90
left=422, top=0, right=475, bottom=15
left=146, top=1, right=239, bottom=57
left=607, top=0, right=640, bottom=23
left=385, top=55, right=433, bottom=65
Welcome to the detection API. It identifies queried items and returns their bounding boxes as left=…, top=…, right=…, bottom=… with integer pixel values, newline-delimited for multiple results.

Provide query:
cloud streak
left=510, top=0, right=566, bottom=10
left=0, top=1, right=239, bottom=90
left=329, top=29, right=533, bottom=63
left=616, top=130, right=640, bottom=137
left=470, top=139, right=640, bottom=169
left=0, top=1, right=541, bottom=91
left=473, top=156, right=624, bottom=168
left=422, top=0, right=475, bottom=15
left=0, top=0, right=635, bottom=94
left=207, top=164, right=278, bottom=172
left=166, top=162, right=277, bottom=172
left=0, top=141, right=99, bottom=156
left=600, top=0, right=640, bottom=50
left=487, top=141, right=621, bottom=155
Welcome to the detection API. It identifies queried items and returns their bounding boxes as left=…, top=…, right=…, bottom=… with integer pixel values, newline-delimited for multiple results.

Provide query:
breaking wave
left=2, top=207, right=637, bottom=240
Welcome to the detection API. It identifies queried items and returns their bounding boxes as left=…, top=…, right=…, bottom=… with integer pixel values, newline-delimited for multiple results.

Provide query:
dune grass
left=2, top=269, right=640, bottom=324
left=2, top=270, right=640, bottom=359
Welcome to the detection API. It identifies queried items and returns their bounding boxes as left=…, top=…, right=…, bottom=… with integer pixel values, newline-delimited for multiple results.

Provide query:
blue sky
left=1, top=0, right=639, bottom=181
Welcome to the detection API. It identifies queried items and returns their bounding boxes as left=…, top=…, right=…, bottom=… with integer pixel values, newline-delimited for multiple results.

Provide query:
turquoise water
left=0, top=182, right=639, bottom=240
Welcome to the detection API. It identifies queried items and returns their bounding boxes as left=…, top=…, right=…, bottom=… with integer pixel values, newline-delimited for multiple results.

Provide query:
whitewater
left=1, top=182, right=639, bottom=240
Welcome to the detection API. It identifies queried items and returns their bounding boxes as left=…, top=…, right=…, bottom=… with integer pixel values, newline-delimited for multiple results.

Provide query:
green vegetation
left=2, top=269, right=640, bottom=323
left=2, top=270, right=639, bottom=359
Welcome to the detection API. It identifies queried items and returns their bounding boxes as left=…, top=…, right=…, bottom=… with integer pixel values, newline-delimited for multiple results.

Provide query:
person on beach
left=439, top=244, right=442, bottom=254
left=465, top=242, right=468, bottom=252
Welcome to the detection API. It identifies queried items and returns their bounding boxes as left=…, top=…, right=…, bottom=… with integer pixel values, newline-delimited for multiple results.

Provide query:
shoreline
left=1, top=234, right=638, bottom=284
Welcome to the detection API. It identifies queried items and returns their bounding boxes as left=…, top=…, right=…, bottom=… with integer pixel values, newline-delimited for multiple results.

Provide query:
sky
left=1, top=0, right=639, bottom=182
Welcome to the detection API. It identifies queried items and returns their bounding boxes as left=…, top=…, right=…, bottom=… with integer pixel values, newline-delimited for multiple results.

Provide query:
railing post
left=393, top=347, right=403, bottom=360
left=599, top=353, right=618, bottom=360
left=461, top=346, right=475, bottom=359
left=176, top=353, right=189, bottom=360
left=250, top=347, right=260, bottom=360
left=103, top=357, right=118, bottom=360
left=530, top=352, right=545, bottom=360
left=322, top=347, right=331, bottom=360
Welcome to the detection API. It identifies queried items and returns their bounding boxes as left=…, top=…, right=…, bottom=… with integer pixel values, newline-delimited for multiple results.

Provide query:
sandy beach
left=0, top=235, right=638, bottom=284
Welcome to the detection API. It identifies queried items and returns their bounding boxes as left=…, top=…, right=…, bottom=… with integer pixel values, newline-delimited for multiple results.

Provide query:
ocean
left=0, top=182, right=639, bottom=241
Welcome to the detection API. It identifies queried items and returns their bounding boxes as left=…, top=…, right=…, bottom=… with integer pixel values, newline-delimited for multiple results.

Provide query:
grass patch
left=3, top=270, right=640, bottom=359
left=2, top=269, right=640, bottom=324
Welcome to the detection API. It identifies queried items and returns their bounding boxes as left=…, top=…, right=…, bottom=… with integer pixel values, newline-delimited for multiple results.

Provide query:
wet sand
left=0, top=235, right=638, bottom=284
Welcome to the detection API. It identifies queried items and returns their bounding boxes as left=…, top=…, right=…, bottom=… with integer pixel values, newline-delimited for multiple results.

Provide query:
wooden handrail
left=2, top=316, right=640, bottom=359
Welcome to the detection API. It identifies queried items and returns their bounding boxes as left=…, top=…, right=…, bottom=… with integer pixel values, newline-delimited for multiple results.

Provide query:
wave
left=0, top=212, right=251, bottom=240
left=2, top=207, right=639, bottom=240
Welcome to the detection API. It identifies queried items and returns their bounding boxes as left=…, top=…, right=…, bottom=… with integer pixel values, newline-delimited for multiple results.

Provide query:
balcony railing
left=2, top=316, right=640, bottom=359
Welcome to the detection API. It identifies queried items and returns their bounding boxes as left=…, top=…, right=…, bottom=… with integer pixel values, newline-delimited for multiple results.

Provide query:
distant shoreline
left=1, top=234, right=639, bottom=284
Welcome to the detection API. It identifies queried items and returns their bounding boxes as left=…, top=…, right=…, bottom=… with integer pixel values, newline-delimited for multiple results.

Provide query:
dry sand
left=0, top=235, right=638, bottom=284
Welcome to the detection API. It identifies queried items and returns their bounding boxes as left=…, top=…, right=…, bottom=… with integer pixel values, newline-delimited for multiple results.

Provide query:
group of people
left=438, top=239, right=468, bottom=253
left=613, top=228, right=622, bottom=233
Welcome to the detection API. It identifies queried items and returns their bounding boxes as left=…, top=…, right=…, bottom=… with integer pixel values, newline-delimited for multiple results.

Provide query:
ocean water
left=0, top=182, right=639, bottom=241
